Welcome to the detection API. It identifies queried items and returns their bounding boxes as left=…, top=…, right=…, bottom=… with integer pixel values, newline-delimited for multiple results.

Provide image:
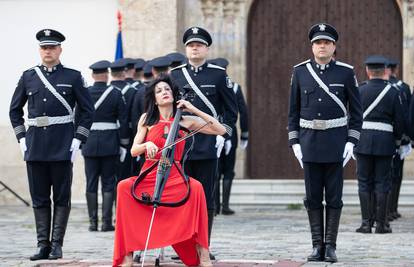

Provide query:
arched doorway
left=247, top=0, right=402, bottom=179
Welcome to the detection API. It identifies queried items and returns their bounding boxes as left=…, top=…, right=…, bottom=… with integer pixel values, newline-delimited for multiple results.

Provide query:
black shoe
left=89, top=224, right=98, bottom=231
left=86, top=192, right=98, bottom=231
left=356, top=223, right=372, bottom=233
left=101, top=223, right=115, bottom=232
left=375, top=223, right=392, bottom=234
left=30, top=246, right=51, bottom=261
left=221, top=207, right=235, bottom=215
left=324, top=245, right=337, bottom=263
left=209, top=252, right=216, bottom=260
left=307, top=246, right=324, bottom=261
left=48, top=243, right=62, bottom=260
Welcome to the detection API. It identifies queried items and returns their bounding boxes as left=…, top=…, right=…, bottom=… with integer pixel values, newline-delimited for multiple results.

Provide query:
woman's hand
left=177, top=99, right=197, bottom=114
left=145, top=141, right=159, bottom=158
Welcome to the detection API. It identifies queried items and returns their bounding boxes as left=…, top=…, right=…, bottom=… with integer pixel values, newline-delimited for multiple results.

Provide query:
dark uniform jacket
left=9, top=63, right=94, bottom=161
left=130, top=81, right=147, bottom=138
left=288, top=59, right=363, bottom=163
left=111, top=80, right=136, bottom=143
left=232, top=83, right=249, bottom=141
left=355, top=79, right=404, bottom=156
left=389, top=76, right=411, bottom=145
left=80, top=82, right=129, bottom=157
left=170, top=62, right=238, bottom=160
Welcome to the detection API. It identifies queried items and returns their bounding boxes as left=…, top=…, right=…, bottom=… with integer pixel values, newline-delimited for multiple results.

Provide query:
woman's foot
left=196, top=245, right=213, bottom=267
left=120, top=253, right=133, bottom=266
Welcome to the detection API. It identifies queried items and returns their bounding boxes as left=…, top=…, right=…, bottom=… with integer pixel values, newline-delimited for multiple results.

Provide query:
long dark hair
left=143, top=74, right=179, bottom=126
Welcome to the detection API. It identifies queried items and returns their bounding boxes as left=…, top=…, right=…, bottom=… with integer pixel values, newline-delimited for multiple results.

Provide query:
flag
left=115, top=10, right=123, bottom=60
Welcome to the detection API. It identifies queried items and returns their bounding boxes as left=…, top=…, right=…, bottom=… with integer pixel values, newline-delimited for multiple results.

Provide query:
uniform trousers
left=84, top=156, right=117, bottom=193
left=184, top=159, right=217, bottom=210
left=356, top=154, right=392, bottom=194
left=26, top=161, right=72, bottom=208
left=304, top=162, right=343, bottom=210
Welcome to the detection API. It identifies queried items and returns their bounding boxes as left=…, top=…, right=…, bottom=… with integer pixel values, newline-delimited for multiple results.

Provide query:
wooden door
left=247, top=0, right=402, bottom=179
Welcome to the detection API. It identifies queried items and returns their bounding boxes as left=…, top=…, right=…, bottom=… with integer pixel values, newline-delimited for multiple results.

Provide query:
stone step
left=228, top=179, right=414, bottom=206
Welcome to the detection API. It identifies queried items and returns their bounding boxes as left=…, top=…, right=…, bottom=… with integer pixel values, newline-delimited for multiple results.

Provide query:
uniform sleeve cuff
left=14, top=125, right=26, bottom=140
left=222, top=123, right=233, bottom=137
left=348, top=129, right=360, bottom=141
left=241, top=131, right=249, bottom=140
left=76, top=126, right=90, bottom=142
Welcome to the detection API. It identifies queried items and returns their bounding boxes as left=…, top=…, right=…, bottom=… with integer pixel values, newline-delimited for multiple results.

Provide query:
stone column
left=118, top=0, right=180, bottom=59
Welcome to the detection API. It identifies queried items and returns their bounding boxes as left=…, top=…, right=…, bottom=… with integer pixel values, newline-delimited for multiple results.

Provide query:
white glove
left=342, top=142, right=355, bottom=167
left=399, top=144, right=412, bottom=160
left=215, top=135, right=225, bottom=158
left=292, top=144, right=303, bottom=168
left=19, top=137, right=27, bottom=157
left=119, top=147, right=127, bottom=162
left=70, top=138, right=82, bottom=163
left=224, top=140, right=232, bottom=155
left=239, top=139, right=248, bottom=150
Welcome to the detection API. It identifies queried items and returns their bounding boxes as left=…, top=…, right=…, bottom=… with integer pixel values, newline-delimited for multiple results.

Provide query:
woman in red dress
left=112, top=75, right=226, bottom=266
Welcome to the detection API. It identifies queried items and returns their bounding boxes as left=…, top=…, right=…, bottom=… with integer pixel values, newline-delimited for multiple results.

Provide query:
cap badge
left=44, top=29, right=51, bottom=36
left=318, top=24, right=326, bottom=31
left=191, top=27, right=199, bottom=34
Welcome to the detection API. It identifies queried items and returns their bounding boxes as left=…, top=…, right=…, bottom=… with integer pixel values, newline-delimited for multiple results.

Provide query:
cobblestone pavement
left=1, top=204, right=414, bottom=267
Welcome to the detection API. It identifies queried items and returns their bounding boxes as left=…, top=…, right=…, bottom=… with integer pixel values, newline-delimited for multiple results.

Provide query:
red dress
left=112, top=118, right=209, bottom=266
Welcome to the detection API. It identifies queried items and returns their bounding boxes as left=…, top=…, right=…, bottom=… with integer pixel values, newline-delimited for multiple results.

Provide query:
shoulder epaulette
left=391, top=83, right=400, bottom=91
left=335, top=61, right=354, bottom=69
left=294, top=59, right=311, bottom=68
left=170, top=63, right=187, bottom=71
left=24, top=66, right=37, bottom=73
left=207, top=63, right=225, bottom=71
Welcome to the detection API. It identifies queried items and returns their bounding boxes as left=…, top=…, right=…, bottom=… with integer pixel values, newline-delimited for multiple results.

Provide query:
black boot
left=356, top=192, right=372, bottom=233
left=86, top=192, right=98, bottom=231
left=30, top=207, right=51, bottom=261
left=305, top=208, right=324, bottom=261
left=369, top=192, right=376, bottom=228
left=222, top=179, right=235, bottom=215
left=375, top=193, right=392, bottom=234
left=101, top=191, right=115, bottom=231
left=49, top=206, right=71, bottom=260
left=207, top=209, right=216, bottom=260
left=324, top=207, right=341, bottom=263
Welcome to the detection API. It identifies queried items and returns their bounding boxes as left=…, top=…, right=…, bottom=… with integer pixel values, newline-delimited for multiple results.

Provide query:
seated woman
left=112, top=74, right=226, bottom=267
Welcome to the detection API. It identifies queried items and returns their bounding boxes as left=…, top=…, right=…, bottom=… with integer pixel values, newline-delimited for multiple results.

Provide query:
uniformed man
left=142, top=61, right=154, bottom=85
left=211, top=57, right=249, bottom=216
left=167, top=52, right=187, bottom=68
left=288, top=23, right=362, bottom=262
left=130, top=58, right=147, bottom=176
left=150, top=56, right=172, bottom=77
left=387, top=59, right=411, bottom=221
left=110, top=60, right=135, bottom=181
left=9, top=29, right=94, bottom=260
left=81, top=60, right=129, bottom=232
left=170, top=26, right=238, bottom=259
left=133, top=58, right=146, bottom=82
left=123, top=58, right=138, bottom=87
left=354, top=55, right=403, bottom=234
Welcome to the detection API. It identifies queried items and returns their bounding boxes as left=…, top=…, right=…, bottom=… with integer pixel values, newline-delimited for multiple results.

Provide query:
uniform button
left=317, top=113, right=321, bottom=116
left=43, top=127, right=47, bottom=130
left=43, top=113, right=46, bottom=115
left=318, top=98, right=322, bottom=102
left=28, top=92, right=32, bottom=95
left=43, top=98, right=47, bottom=102
left=319, top=71, right=323, bottom=74
left=304, top=90, right=307, bottom=93
left=335, top=92, right=339, bottom=95
left=63, top=91, right=66, bottom=95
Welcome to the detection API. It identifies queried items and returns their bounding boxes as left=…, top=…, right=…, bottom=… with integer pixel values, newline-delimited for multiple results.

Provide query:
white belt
left=299, top=116, right=347, bottom=130
left=90, top=122, right=119, bottom=131
left=27, top=115, right=73, bottom=127
left=362, top=121, right=393, bottom=132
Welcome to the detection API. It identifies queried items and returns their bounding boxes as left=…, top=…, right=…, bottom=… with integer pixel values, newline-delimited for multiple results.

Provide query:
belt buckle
left=313, top=119, right=326, bottom=130
left=36, top=116, right=49, bottom=127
